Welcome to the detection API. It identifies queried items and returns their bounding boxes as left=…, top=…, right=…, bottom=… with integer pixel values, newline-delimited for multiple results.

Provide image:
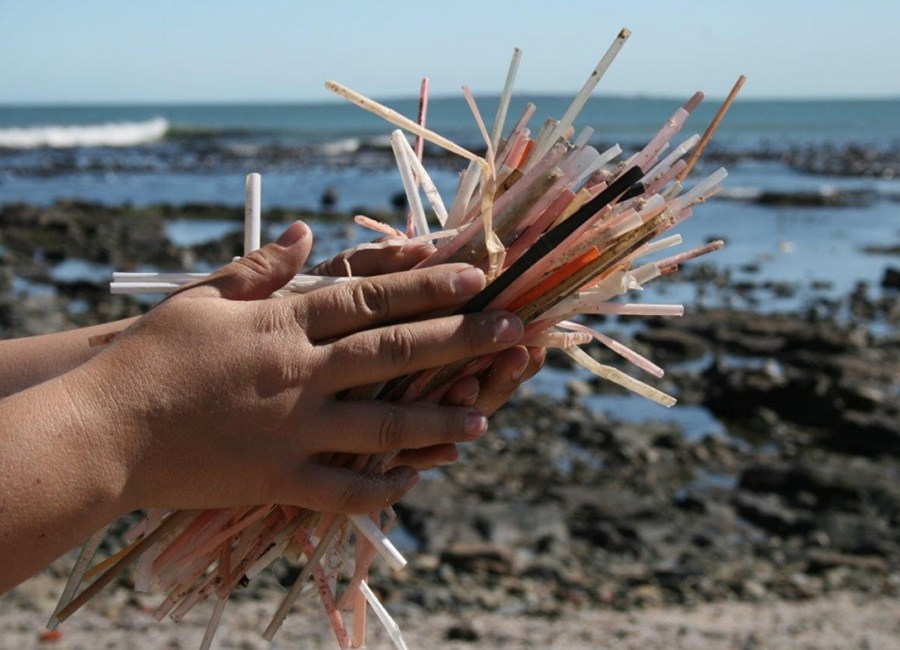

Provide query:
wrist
left=57, top=359, right=141, bottom=518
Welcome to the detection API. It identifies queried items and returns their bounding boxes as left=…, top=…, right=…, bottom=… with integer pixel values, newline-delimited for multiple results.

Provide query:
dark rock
left=445, top=622, right=479, bottom=642
left=756, top=189, right=874, bottom=207
left=439, top=544, right=515, bottom=575
left=635, top=327, right=709, bottom=361
left=862, top=245, right=900, bottom=256
left=882, top=267, right=900, bottom=290
left=570, top=518, right=642, bottom=554
left=733, top=492, right=815, bottom=536
left=820, top=512, right=895, bottom=555
left=830, top=411, right=900, bottom=457
left=739, top=460, right=900, bottom=515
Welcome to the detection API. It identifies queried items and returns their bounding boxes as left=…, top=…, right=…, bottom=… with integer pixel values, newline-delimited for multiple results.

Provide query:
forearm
left=0, top=317, right=138, bottom=397
left=0, top=366, right=129, bottom=593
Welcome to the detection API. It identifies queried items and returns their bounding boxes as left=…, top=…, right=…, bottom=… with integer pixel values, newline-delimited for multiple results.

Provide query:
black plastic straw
left=458, top=165, right=644, bottom=314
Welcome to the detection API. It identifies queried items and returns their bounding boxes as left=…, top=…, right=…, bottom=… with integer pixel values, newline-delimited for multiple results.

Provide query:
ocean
left=0, top=95, right=897, bottom=437
left=1, top=96, right=898, bottom=207
left=0, top=95, right=898, bottom=308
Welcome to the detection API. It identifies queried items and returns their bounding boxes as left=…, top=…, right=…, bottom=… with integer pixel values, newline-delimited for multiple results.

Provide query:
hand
left=310, top=235, right=546, bottom=472
left=309, top=238, right=436, bottom=277
left=73, top=222, right=524, bottom=515
left=389, top=345, right=545, bottom=470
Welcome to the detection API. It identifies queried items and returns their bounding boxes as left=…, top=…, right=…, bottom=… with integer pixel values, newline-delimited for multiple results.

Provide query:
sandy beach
left=3, top=567, right=899, bottom=649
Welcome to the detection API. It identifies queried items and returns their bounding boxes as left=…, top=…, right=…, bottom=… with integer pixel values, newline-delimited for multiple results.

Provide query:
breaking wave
left=0, top=117, right=169, bottom=149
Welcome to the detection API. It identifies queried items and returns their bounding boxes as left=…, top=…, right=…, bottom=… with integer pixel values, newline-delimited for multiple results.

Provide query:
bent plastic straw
left=390, top=130, right=429, bottom=237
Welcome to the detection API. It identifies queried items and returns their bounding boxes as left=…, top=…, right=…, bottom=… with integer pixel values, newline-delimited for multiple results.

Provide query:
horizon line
left=1, top=91, right=899, bottom=108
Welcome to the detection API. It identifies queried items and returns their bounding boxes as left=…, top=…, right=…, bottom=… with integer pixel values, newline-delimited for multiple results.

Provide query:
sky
left=0, top=0, right=898, bottom=104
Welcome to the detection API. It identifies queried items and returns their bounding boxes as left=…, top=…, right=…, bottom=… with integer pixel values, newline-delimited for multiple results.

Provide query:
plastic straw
left=390, top=130, right=429, bottom=237
left=528, top=28, right=631, bottom=165
left=244, top=173, right=261, bottom=255
left=678, top=75, right=746, bottom=182
left=348, top=514, right=407, bottom=572
left=490, top=48, right=522, bottom=152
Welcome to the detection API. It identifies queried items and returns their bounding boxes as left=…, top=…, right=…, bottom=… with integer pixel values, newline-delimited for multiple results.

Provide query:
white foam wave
left=317, top=137, right=360, bottom=156
left=0, top=117, right=169, bottom=149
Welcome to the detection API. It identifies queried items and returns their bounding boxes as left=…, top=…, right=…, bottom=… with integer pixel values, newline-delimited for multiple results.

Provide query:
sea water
left=1, top=96, right=897, bottom=437
left=2, top=95, right=897, bottom=308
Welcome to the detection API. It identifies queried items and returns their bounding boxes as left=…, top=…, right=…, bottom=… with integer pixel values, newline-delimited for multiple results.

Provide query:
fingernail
left=405, top=470, right=420, bottom=491
left=512, top=356, right=530, bottom=382
left=452, top=267, right=486, bottom=295
left=462, top=387, right=479, bottom=406
left=465, top=410, right=488, bottom=437
left=276, top=221, right=308, bottom=247
left=494, top=314, right=524, bottom=343
left=439, top=445, right=460, bottom=465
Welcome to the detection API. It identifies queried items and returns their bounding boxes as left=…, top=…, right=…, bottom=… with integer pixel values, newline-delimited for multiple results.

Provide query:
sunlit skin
left=0, top=221, right=544, bottom=594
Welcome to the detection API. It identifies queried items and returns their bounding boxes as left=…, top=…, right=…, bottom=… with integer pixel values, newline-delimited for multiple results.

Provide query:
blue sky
left=1, top=0, right=897, bottom=103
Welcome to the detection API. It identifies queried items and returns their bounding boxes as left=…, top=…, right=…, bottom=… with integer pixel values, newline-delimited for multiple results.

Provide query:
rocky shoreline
left=1, top=202, right=898, bottom=647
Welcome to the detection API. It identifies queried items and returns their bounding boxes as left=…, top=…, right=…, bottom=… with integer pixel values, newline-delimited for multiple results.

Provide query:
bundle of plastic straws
left=51, top=28, right=745, bottom=650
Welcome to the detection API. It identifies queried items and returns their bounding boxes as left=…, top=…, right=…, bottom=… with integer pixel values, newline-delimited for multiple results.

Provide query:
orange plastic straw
left=507, top=247, right=600, bottom=311
left=515, top=140, right=535, bottom=170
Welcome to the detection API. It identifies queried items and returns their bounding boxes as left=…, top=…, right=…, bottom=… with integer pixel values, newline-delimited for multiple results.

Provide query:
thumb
left=177, top=221, right=313, bottom=301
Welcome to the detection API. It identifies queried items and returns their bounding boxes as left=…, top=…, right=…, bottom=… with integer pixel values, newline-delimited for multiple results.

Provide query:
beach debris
left=57, top=28, right=744, bottom=648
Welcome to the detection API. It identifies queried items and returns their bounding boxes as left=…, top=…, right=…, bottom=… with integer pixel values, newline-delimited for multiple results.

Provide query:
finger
left=298, top=264, right=485, bottom=341
left=310, top=240, right=436, bottom=277
left=311, top=401, right=487, bottom=454
left=442, top=375, right=480, bottom=407
left=318, top=311, right=523, bottom=389
left=389, top=444, right=459, bottom=471
left=287, top=463, right=419, bottom=514
left=175, top=221, right=313, bottom=300
left=476, top=346, right=546, bottom=416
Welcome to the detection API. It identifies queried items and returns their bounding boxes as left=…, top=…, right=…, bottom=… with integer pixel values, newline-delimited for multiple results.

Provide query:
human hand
left=388, top=345, right=545, bottom=470
left=309, top=235, right=546, bottom=471
left=71, top=222, right=524, bottom=516
left=308, top=237, right=436, bottom=277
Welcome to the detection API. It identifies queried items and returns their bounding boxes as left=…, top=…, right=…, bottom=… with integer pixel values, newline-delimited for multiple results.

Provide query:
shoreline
left=1, top=201, right=898, bottom=647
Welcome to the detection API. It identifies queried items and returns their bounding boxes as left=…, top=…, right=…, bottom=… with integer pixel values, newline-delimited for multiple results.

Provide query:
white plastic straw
left=360, top=581, right=408, bottom=650
left=446, top=161, right=482, bottom=228
left=244, top=173, right=261, bottom=255
left=199, top=597, right=228, bottom=650
left=572, top=126, right=595, bottom=150
left=574, top=144, right=622, bottom=188
left=669, top=167, right=728, bottom=211
left=47, top=525, right=110, bottom=630
left=110, top=273, right=349, bottom=295
left=586, top=302, right=685, bottom=317
left=348, top=514, right=407, bottom=572
left=642, top=134, right=700, bottom=184
left=528, top=28, right=631, bottom=165
left=558, top=320, right=664, bottom=377
left=563, top=345, right=676, bottom=408
left=490, top=47, right=522, bottom=152
left=395, top=130, right=449, bottom=226
left=633, top=234, right=683, bottom=260
left=390, top=130, right=429, bottom=237
left=326, top=81, right=483, bottom=164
